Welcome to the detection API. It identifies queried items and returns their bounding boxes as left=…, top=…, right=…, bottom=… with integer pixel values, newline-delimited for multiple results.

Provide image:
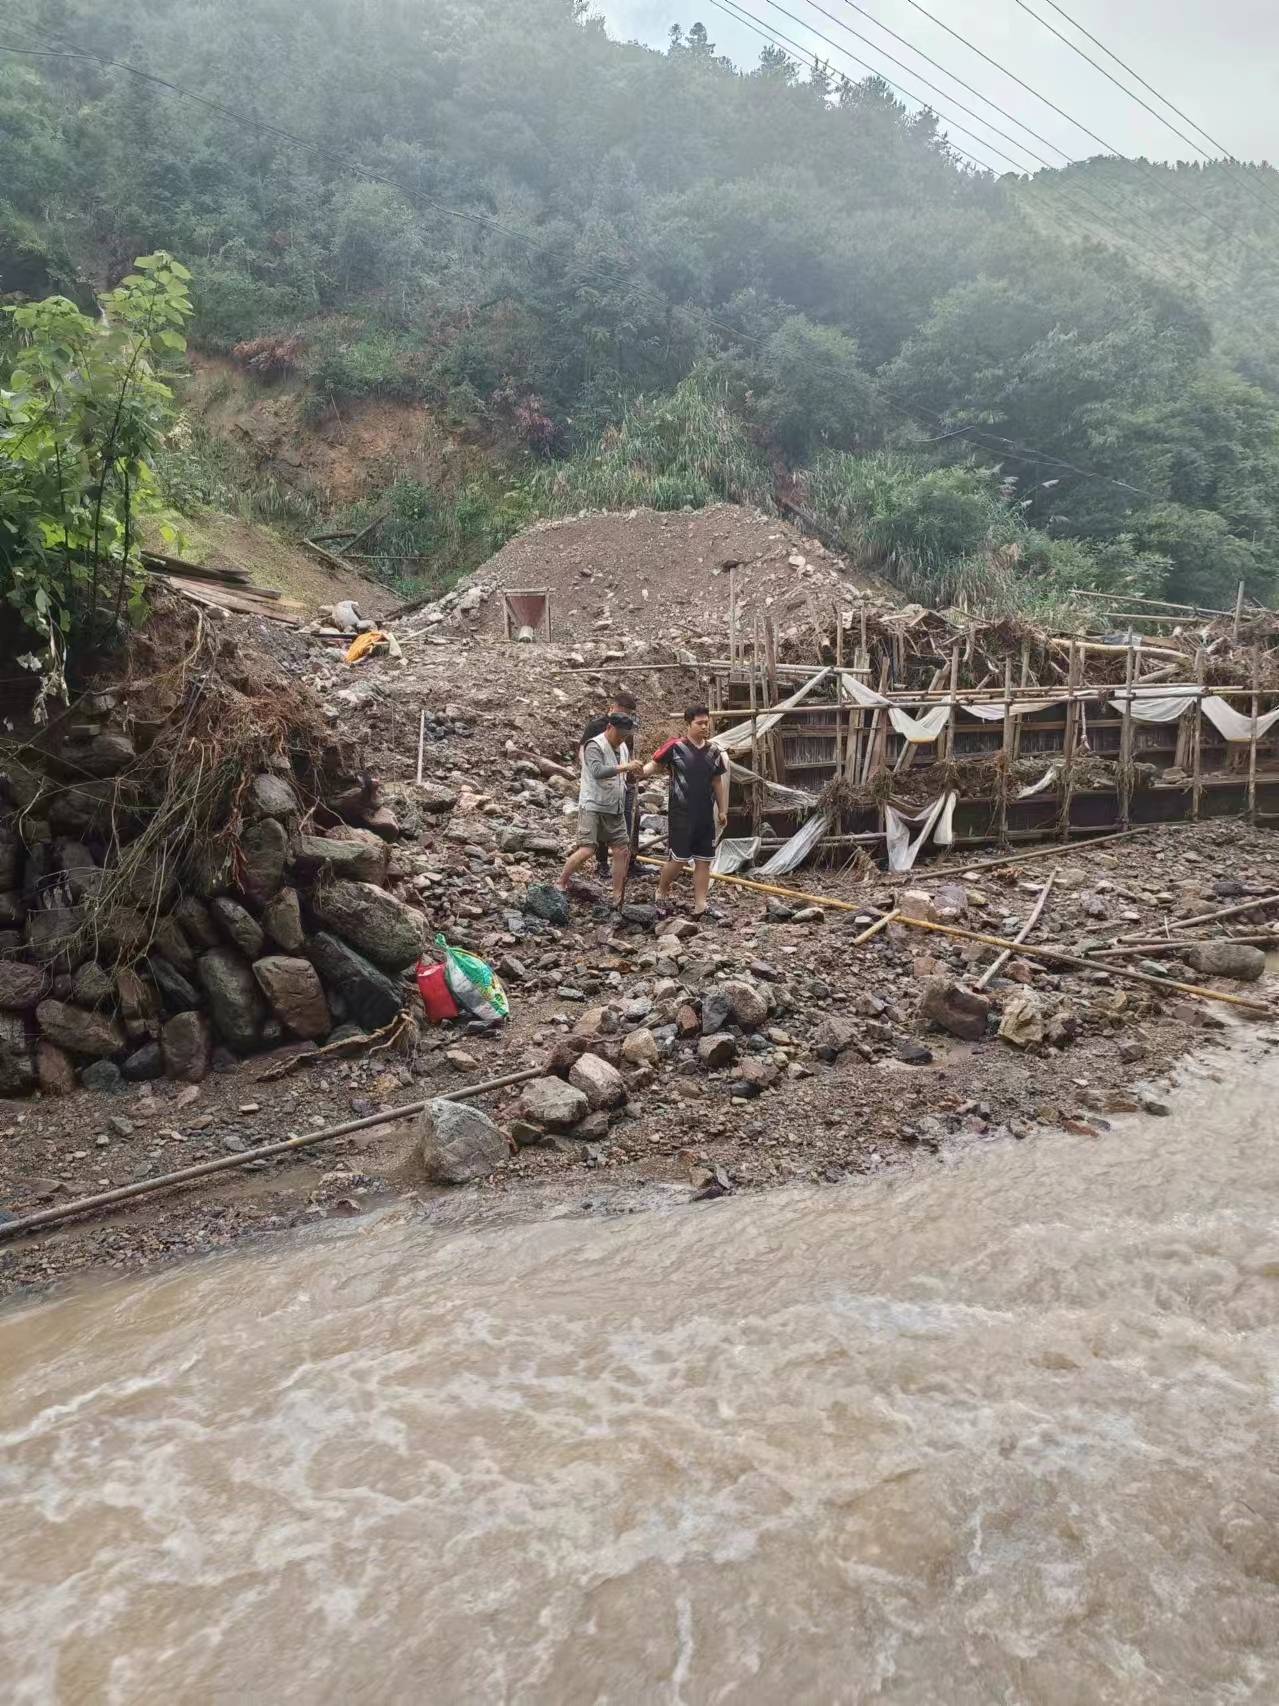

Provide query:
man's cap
left=607, top=712, right=636, bottom=730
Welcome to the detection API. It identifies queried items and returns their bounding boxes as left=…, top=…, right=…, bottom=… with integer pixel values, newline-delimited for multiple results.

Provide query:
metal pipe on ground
left=0, top=1066, right=546, bottom=1244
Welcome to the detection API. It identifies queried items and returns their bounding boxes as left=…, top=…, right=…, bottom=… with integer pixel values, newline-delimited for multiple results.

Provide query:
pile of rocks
left=0, top=724, right=442, bottom=1096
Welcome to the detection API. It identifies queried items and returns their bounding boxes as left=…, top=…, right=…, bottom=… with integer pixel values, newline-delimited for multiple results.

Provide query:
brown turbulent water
left=3, top=1040, right=1279, bottom=1705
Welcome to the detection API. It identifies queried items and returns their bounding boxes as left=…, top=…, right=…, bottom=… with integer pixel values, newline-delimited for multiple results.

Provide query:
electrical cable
left=747, top=0, right=1222, bottom=292
left=892, top=0, right=1273, bottom=259
left=1013, top=0, right=1279, bottom=224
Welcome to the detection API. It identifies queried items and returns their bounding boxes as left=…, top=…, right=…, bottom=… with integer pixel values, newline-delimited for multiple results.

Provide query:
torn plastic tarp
left=757, top=812, right=831, bottom=877
left=726, top=756, right=819, bottom=809
left=883, top=791, right=957, bottom=873
left=713, top=669, right=832, bottom=756
left=713, top=836, right=762, bottom=875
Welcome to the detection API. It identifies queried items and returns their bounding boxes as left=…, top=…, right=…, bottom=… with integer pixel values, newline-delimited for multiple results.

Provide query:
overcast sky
left=597, top=0, right=1279, bottom=170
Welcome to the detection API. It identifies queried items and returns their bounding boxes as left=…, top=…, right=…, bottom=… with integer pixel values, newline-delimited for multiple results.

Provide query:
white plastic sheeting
left=883, top=791, right=957, bottom=872
left=757, top=812, right=832, bottom=877
left=838, top=672, right=1083, bottom=742
left=1115, top=688, right=1279, bottom=743
left=712, top=836, right=762, bottom=875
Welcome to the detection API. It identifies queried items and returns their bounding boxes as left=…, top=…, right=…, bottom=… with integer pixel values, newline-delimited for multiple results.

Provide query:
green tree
left=0, top=252, right=193, bottom=708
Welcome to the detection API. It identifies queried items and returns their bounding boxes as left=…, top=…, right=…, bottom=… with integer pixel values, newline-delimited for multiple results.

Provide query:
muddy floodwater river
left=2, top=1039, right=1278, bottom=1704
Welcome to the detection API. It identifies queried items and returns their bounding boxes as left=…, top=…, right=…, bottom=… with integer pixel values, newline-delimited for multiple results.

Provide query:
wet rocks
left=122, top=1040, right=164, bottom=1081
left=35, top=998, right=126, bottom=1058
left=211, top=897, right=265, bottom=960
left=291, top=833, right=387, bottom=886
left=568, top=1051, right=626, bottom=1109
left=309, top=879, right=425, bottom=970
left=0, top=1013, right=35, bottom=1096
left=197, top=948, right=267, bottom=1052
left=524, top=884, right=571, bottom=926
left=420, top=1098, right=509, bottom=1184
left=253, top=956, right=332, bottom=1040
left=1183, top=942, right=1265, bottom=982
left=161, top=1011, right=212, bottom=1084
left=0, top=962, right=46, bottom=1011
left=519, top=1075, right=589, bottom=1130
left=238, top=816, right=289, bottom=904
left=35, top=1040, right=76, bottom=1096
left=306, top=933, right=404, bottom=1030
left=262, top=887, right=305, bottom=952
left=920, top=978, right=991, bottom=1042
left=148, top=956, right=202, bottom=1013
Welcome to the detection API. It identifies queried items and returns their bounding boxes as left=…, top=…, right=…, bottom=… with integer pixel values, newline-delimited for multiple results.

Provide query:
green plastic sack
left=435, top=933, right=510, bottom=1023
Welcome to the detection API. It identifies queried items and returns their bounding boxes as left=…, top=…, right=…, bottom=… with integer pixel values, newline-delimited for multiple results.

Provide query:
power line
left=892, top=0, right=1273, bottom=261
left=747, top=0, right=1221, bottom=294
left=705, top=3, right=1164, bottom=504
left=1014, top=0, right=1279, bottom=224
left=787, top=0, right=1227, bottom=290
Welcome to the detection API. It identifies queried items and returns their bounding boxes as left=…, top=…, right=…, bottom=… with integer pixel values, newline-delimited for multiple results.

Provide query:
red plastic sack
left=416, top=958, right=459, bottom=1023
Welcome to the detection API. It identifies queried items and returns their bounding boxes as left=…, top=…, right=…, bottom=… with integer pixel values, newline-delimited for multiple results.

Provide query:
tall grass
left=527, top=374, right=773, bottom=516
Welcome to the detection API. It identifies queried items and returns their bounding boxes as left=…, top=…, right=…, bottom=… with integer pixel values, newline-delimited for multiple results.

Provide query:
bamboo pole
left=891, top=915, right=1275, bottom=1014
left=415, top=709, right=426, bottom=786
left=1248, top=645, right=1260, bottom=826
left=901, top=819, right=1202, bottom=883
left=852, top=910, right=897, bottom=945
left=1060, top=640, right=1080, bottom=841
left=944, top=641, right=960, bottom=761
left=1192, top=647, right=1204, bottom=821
left=975, top=867, right=1056, bottom=990
left=749, top=615, right=762, bottom=839
left=1090, top=933, right=1277, bottom=959
left=0, top=1068, right=549, bottom=1244
left=1106, top=891, right=1279, bottom=944
left=729, top=567, right=737, bottom=671
left=1233, top=577, right=1246, bottom=642
left=1118, top=641, right=1135, bottom=828
left=998, top=657, right=1013, bottom=844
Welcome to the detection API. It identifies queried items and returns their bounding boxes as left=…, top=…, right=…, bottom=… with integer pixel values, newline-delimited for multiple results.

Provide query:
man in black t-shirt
left=580, top=690, right=638, bottom=879
left=644, top=704, right=728, bottom=917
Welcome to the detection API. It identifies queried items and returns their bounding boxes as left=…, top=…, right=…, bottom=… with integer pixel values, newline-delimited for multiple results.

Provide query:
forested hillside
left=5, top=0, right=1279, bottom=611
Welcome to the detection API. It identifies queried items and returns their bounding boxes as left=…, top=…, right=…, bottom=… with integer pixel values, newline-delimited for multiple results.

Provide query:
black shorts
left=669, top=815, right=715, bottom=862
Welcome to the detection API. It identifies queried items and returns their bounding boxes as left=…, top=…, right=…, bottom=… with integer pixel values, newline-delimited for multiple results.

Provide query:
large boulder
left=290, top=832, right=388, bottom=886
left=308, top=879, right=425, bottom=971
left=248, top=771, right=299, bottom=821
left=238, top=816, right=288, bottom=904
left=161, top=1010, right=212, bottom=1084
left=519, top=1075, right=588, bottom=1130
left=122, top=1041, right=164, bottom=1082
left=211, top=897, right=265, bottom=960
left=261, top=887, right=306, bottom=952
left=811, top=1014, right=865, bottom=1060
left=920, top=977, right=991, bottom=1042
left=253, top=955, right=331, bottom=1039
left=35, top=998, right=125, bottom=1058
left=706, top=979, right=769, bottom=1032
left=0, top=1013, right=35, bottom=1096
left=568, top=1051, right=626, bottom=1109
left=524, top=884, right=570, bottom=926
left=306, top=932, right=405, bottom=1030
left=1183, top=942, right=1266, bottom=983
left=152, top=915, right=197, bottom=970
left=196, top=948, right=266, bottom=1052
left=0, top=961, right=47, bottom=1012
left=24, top=906, right=86, bottom=970
left=419, top=1098, right=509, bottom=1184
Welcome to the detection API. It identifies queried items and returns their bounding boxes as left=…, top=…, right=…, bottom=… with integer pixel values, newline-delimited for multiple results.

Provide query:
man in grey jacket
left=556, top=713, right=641, bottom=906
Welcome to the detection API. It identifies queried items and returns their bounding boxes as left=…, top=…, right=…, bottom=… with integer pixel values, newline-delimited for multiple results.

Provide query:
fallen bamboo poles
left=886, top=916, right=1276, bottom=1014
left=1105, top=891, right=1279, bottom=945
left=0, top=1066, right=546, bottom=1244
left=635, top=856, right=887, bottom=918
left=976, top=868, right=1056, bottom=990
left=900, top=821, right=1197, bottom=884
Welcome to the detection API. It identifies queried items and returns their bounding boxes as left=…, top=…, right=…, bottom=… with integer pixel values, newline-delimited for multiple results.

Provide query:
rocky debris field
left=3, top=613, right=1278, bottom=1297
left=401, top=502, right=891, bottom=654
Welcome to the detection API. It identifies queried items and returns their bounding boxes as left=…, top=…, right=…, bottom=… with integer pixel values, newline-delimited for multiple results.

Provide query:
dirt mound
left=461, top=504, right=892, bottom=652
